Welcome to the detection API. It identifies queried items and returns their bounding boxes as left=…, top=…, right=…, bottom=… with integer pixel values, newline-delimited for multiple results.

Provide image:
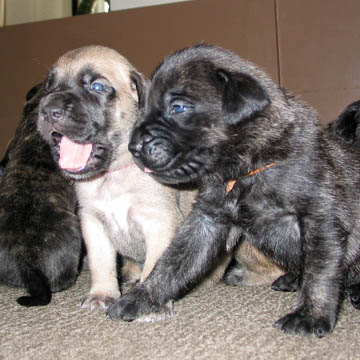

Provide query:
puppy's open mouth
left=52, top=132, right=93, bottom=173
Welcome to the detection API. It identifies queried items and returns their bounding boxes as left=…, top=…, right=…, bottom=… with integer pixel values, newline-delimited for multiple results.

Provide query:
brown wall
left=277, top=0, right=360, bottom=123
left=0, top=0, right=359, bottom=154
left=0, top=0, right=278, bottom=154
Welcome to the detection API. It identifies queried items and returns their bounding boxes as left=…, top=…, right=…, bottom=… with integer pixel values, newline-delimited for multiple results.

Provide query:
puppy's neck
left=226, top=162, right=276, bottom=193
left=107, top=145, right=134, bottom=173
left=106, top=162, right=135, bottom=174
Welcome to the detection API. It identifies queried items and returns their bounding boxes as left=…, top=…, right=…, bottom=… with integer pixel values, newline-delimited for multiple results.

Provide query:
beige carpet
left=1, top=270, right=359, bottom=360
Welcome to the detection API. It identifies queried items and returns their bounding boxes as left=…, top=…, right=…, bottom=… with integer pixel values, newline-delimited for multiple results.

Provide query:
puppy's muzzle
left=41, top=105, right=64, bottom=123
left=129, top=128, right=174, bottom=170
left=40, top=93, right=69, bottom=123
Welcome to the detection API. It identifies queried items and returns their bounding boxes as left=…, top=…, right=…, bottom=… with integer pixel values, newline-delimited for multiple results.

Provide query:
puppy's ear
left=25, top=83, right=42, bottom=101
left=130, top=70, right=148, bottom=111
left=23, top=83, right=43, bottom=116
left=216, top=69, right=270, bottom=125
left=330, top=100, right=360, bottom=144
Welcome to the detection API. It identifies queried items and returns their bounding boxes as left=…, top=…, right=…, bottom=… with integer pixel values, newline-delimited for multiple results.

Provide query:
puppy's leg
left=271, top=273, right=299, bottom=292
left=198, top=251, right=232, bottom=289
left=106, top=208, right=230, bottom=321
left=274, top=218, right=345, bottom=337
left=79, top=214, right=121, bottom=311
left=140, top=228, right=172, bottom=283
left=224, top=242, right=285, bottom=286
left=121, top=259, right=142, bottom=284
left=132, top=220, right=176, bottom=322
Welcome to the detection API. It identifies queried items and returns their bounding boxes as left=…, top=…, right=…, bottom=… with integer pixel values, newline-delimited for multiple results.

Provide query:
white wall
left=110, top=0, right=191, bottom=11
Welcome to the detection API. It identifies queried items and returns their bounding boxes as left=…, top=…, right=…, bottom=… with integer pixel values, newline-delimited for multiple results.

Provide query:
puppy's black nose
left=41, top=106, right=64, bottom=122
left=129, top=134, right=154, bottom=158
left=128, top=127, right=151, bottom=158
left=128, top=140, right=142, bottom=158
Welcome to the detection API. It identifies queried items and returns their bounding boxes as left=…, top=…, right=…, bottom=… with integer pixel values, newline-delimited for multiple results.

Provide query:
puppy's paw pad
left=271, top=273, right=298, bottom=292
left=79, top=293, right=119, bottom=311
left=274, top=312, right=331, bottom=337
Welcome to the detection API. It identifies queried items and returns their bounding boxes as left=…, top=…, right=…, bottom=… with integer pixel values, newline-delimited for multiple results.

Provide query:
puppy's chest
left=77, top=178, right=146, bottom=261
left=224, top=181, right=297, bottom=228
left=100, top=196, right=146, bottom=261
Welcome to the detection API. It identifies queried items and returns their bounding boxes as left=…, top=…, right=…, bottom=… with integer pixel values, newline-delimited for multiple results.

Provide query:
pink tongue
left=59, top=136, right=92, bottom=171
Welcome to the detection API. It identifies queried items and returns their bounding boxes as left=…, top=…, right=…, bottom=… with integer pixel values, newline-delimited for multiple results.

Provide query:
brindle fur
left=107, top=44, right=360, bottom=337
left=0, top=85, right=82, bottom=306
left=329, top=99, right=360, bottom=149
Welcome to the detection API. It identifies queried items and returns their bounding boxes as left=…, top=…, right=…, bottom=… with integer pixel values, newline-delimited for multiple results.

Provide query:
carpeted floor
left=1, top=270, right=359, bottom=360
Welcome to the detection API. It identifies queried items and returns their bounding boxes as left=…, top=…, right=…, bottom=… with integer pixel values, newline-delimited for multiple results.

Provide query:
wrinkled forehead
left=151, top=58, right=219, bottom=100
left=53, top=48, right=132, bottom=87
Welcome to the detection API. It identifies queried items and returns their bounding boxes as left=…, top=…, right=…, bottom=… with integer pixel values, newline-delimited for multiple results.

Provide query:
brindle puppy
left=107, top=44, right=360, bottom=337
left=0, top=84, right=82, bottom=306
left=329, top=99, right=360, bottom=149
left=0, top=140, right=12, bottom=178
left=328, top=99, right=360, bottom=308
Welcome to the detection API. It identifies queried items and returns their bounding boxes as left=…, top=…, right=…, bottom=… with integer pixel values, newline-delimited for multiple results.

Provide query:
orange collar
left=225, top=162, right=276, bottom=193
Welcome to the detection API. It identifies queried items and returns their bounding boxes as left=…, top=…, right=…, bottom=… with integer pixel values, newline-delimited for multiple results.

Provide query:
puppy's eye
left=91, top=82, right=105, bottom=92
left=171, top=104, right=193, bottom=114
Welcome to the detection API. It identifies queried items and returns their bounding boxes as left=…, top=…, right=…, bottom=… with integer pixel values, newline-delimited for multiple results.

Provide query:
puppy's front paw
left=271, top=273, right=299, bottom=292
left=106, top=286, right=166, bottom=322
left=274, top=309, right=332, bottom=337
left=136, top=301, right=174, bottom=323
left=223, top=263, right=247, bottom=286
left=79, top=292, right=120, bottom=311
left=346, top=284, right=360, bottom=309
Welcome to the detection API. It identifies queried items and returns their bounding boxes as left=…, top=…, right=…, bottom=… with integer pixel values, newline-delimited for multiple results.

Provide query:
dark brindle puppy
left=329, top=99, right=360, bottom=149
left=0, top=140, right=12, bottom=179
left=106, top=44, right=360, bottom=337
left=329, top=100, right=360, bottom=307
left=0, top=85, right=82, bottom=306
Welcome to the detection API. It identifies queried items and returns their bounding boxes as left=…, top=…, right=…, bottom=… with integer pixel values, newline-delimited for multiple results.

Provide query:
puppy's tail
left=16, top=260, right=52, bottom=307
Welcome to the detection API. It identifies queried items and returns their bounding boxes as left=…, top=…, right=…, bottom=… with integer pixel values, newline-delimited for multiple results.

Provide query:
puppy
left=0, top=84, right=82, bottom=306
left=0, top=140, right=12, bottom=178
left=36, top=46, right=199, bottom=316
left=0, top=85, right=41, bottom=178
left=328, top=100, right=360, bottom=307
left=0, top=143, right=10, bottom=180
left=329, top=99, right=360, bottom=148
left=107, top=44, right=360, bottom=337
